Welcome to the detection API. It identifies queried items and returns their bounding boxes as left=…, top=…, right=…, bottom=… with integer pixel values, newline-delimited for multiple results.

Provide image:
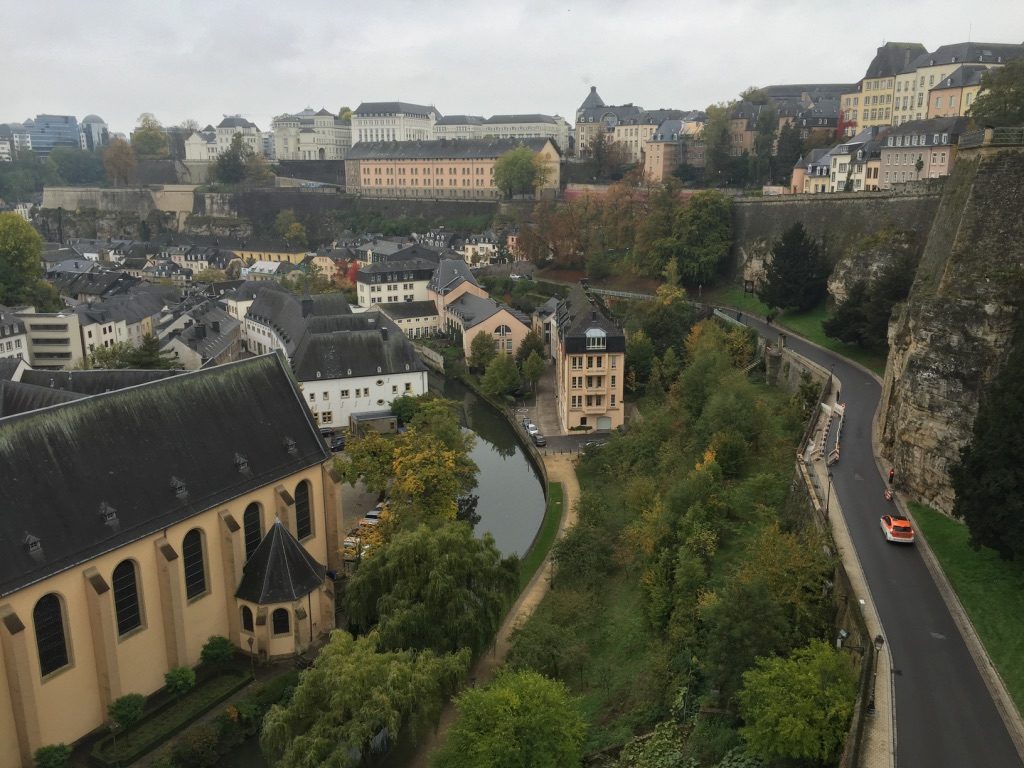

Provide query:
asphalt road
left=738, top=314, right=1022, bottom=768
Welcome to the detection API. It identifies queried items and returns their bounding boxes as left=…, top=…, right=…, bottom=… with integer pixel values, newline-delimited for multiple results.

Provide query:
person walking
left=888, top=467, right=895, bottom=485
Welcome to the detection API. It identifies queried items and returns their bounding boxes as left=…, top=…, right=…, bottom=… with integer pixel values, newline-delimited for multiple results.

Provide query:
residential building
left=791, top=148, right=831, bottom=194
left=0, top=354, right=339, bottom=767
left=927, top=65, right=988, bottom=118
left=551, top=287, right=625, bottom=432
left=184, top=125, right=218, bottom=161
left=427, top=258, right=488, bottom=318
left=841, top=43, right=927, bottom=136
left=356, top=257, right=437, bottom=307
left=482, top=114, right=570, bottom=152
left=0, top=139, right=11, bottom=162
left=344, top=138, right=561, bottom=200
left=216, top=116, right=262, bottom=156
left=24, top=115, right=80, bottom=158
left=231, top=240, right=309, bottom=265
left=79, top=114, right=110, bottom=152
left=160, top=304, right=241, bottom=370
left=352, top=102, right=439, bottom=143
left=242, top=261, right=298, bottom=282
left=76, top=288, right=169, bottom=354
left=272, top=108, right=352, bottom=160
left=0, top=124, right=32, bottom=155
left=372, top=300, right=440, bottom=339
left=795, top=99, right=840, bottom=143
left=826, top=127, right=886, bottom=192
left=575, top=97, right=643, bottom=158
left=613, top=109, right=686, bottom=164
left=879, top=117, right=969, bottom=188
left=350, top=238, right=413, bottom=264
left=893, top=42, right=1024, bottom=126
left=644, top=119, right=684, bottom=182
left=445, top=293, right=531, bottom=360
left=0, top=307, right=28, bottom=361
left=15, top=310, right=86, bottom=369
left=432, top=115, right=485, bottom=140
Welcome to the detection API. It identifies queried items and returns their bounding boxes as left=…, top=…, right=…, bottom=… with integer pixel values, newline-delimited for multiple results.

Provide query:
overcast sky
left=3, top=0, right=1022, bottom=136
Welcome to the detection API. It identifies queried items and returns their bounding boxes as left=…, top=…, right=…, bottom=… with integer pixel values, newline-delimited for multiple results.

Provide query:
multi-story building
left=432, top=115, right=485, bottom=140
left=79, top=114, right=110, bottom=152
left=356, top=257, right=437, bottom=307
left=613, top=110, right=686, bottom=164
left=0, top=354, right=339, bottom=767
left=644, top=119, right=685, bottom=182
left=790, top=148, right=832, bottom=194
left=575, top=100, right=643, bottom=158
left=24, top=114, right=81, bottom=158
left=841, top=43, right=927, bottom=136
left=216, top=116, right=262, bottom=156
left=352, top=102, right=439, bottom=143
left=15, top=310, right=86, bottom=369
left=893, top=42, right=1024, bottom=126
left=0, top=306, right=28, bottom=361
left=826, top=127, right=885, bottom=192
left=272, top=108, right=352, bottom=160
left=183, top=125, right=219, bottom=161
left=0, top=123, right=32, bottom=155
left=345, top=138, right=561, bottom=200
left=879, top=117, right=969, bottom=188
left=551, top=287, right=625, bottom=432
left=0, top=139, right=10, bottom=163
left=482, top=114, right=570, bottom=152
left=445, top=293, right=531, bottom=360
left=926, top=65, right=988, bottom=118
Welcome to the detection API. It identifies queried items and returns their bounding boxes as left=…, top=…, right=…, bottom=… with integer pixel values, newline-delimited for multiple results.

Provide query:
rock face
left=879, top=150, right=1024, bottom=513
left=827, top=229, right=920, bottom=304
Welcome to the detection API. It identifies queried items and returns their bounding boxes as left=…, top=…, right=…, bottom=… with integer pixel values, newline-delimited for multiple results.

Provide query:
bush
left=165, top=666, right=196, bottom=697
left=108, top=693, right=146, bottom=729
left=200, top=635, right=235, bottom=668
left=34, top=744, right=71, bottom=768
left=170, top=721, right=220, bottom=768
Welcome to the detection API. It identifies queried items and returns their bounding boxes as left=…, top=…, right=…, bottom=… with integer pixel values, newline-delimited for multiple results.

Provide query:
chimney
left=211, top=320, right=220, bottom=333
left=195, top=323, right=207, bottom=339
left=381, top=327, right=389, bottom=341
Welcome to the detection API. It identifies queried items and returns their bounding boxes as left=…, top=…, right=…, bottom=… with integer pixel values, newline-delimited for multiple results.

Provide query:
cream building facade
left=272, top=108, right=352, bottom=160
left=352, top=102, right=438, bottom=143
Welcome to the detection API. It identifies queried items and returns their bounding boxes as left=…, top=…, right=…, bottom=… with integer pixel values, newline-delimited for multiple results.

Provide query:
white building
left=79, top=115, right=109, bottom=152
left=432, top=115, right=485, bottom=140
left=0, top=139, right=11, bottom=162
left=217, top=115, right=262, bottom=155
left=184, top=125, right=218, bottom=161
left=355, top=256, right=437, bottom=308
left=352, top=102, right=439, bottom=144
left=273, top=108, right=352, bottom=160
left=483, top=114, right=570, bottom=151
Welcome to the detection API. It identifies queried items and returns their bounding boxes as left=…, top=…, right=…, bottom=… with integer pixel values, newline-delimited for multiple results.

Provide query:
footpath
left=407, top=453, right=581, bottom=768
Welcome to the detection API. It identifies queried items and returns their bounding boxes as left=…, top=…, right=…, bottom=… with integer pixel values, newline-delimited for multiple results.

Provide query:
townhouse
left=879, top=117, right=969, bottom=188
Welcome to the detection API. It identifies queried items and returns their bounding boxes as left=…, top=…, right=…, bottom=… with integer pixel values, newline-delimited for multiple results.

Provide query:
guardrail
left=959, top=127, right=1024, bottom=149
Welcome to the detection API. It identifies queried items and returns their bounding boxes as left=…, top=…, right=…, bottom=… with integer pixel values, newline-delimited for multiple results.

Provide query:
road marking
left=930, top=632, right=947, bottom=640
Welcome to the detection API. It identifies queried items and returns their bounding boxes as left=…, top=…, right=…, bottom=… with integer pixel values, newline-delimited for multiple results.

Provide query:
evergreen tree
left=130, top=334, right=182, bottom=369
left=758, top=222, right=829, bottom=312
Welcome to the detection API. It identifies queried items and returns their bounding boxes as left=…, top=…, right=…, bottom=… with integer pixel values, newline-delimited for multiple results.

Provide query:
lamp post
left=868, top=634, right=885, bottom=714
left=825, top=471, right=834, bottom=518
left=247, top=636, right=255, bottom=677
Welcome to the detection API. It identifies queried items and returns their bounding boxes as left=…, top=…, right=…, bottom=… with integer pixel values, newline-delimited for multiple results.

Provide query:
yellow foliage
left=696, top=447, right=717, bottom=472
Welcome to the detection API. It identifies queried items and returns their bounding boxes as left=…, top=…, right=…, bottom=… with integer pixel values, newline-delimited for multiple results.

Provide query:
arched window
left=243, top=503, right=262, bottom=562
left=33, top=594, right=69, bottom=677
left=295, top=481, right=312, bottom=540
left=272, top=608, right=290, bottom=635
left=241, top=606, right=254, bottom=633
left=112, top=560, right=142, bottom=636
left=182, top=529, right=207, bottom=600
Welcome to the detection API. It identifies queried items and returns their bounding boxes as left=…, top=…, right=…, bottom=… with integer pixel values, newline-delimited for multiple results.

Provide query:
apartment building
left=879, top=117, right=968, bottom=188
left=356, top=257, right=437, bottom=307
left=344, top=138, right=560, bottom=200
left=551, top=287, right=625, bottom=432
left=841, top=43, right=927, bottom=136
left=926, top=65, right=988, bottom=118
left=16, top=310, right=86, bottom=369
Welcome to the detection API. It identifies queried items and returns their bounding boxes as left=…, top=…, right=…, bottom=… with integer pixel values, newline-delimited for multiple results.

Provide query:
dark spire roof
left=579, top=86, right=605, bottom=113
left=235, top=520, right=325, bottom=604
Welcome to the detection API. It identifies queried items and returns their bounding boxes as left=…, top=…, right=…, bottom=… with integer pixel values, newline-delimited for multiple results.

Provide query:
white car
left=526, top=423, right=540, bottom=436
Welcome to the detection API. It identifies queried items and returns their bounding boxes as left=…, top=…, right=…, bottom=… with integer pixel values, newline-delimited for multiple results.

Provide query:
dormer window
left=23, top=532, right=42, bottom=555
left=234, top=453, right=250, bottom=474
left=170, top=476, right=188, bottom=500
left=283, top=437, right=297, bottom=455
left=99, top=501, right=118, bottom=525
left=585, top=328, right=607, bottom=350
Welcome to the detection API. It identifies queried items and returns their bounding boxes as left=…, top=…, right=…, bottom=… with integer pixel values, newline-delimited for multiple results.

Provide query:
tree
left=591, top=130, right=630, bottom=179
left=674, top=190, right=733, bottom=285
left=390, top=394, right=421, bottom=424
left=737, top=640, right=857, bottom=763
left=274, top=209, right=299, bottom=237
left=164, top=666, right=196, bottom=697
left=0, top=212, right=44, bottom=306
left=493, top=147, right=549, bottom=198
left=193, top=267, right=228, bottom=283
left=952, top=318, right=1024, bottom=560
left=775, top=122, right=804, bottom=184
left=523, top=350, right=545, bottom=394
left=757, top=222, right=829, bottom=312
left=213, top=133, right=249, bottom=184
left=480, top=352, right=520, bottom=397
left=132, top=113, right=168, bottom=159
left=179, top=118, right=200, bottom=133
left=625, top=329, right=655, bottom=393
left=261, top=631, right=469, bottom=768
left=750, top=106, right=777, bottom=185
left=969, top=60, right=1024, bottom=128
left=346, top=522, right=517, bottom=654
left=514, top=329, right=545, bottom=366
left=468, top=329, right=498, bottom=372
left=702, top=103, right=734, bottom=184
left=407, top=396, right=473, bottom=453
left=338, top=106, right=353, bottom=124
left=284, top=221, right=307, bottom=249
left=633, top=180, right=683, bottom=278
left=108, top=693, right=146, bottom=730
left=103, top=138, right=136, bottom=187
left=48, top=147, right=104, bottom=186
left=33, top=744, right=72, bottom=768
left=130, top=334, right=181, bottom=369
left=429, top=670, right=586, bottom=768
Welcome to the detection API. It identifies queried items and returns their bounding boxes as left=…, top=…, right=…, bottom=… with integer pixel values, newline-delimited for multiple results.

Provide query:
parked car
left=521, top=416, right=533, bottom=428
left=531, top=433, right=547, bottom=447
left=526, top=423, right=540, bottom=437
left=329, top=436, right=346, bottom=452
left=880, top=514, right=915, bottom=544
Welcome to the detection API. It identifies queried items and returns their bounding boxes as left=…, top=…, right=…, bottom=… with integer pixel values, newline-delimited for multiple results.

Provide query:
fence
left=959, top=127, right=1024, bottom=150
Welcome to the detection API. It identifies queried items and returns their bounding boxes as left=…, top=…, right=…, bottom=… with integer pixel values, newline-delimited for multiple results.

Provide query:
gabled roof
left=218, top=116, right=259, bottom=130
left=930, top=64, right=989, bottom=91
left=290, top=317, right=427, bottom=380
left=429, top=258, right=480, bottom=295
left=0, top=353, right=328, bottom=597
left=556, top=286, right=625, bottom=349
left=19, top=368, right=181, bottom=394
left=358, top=257, right=438, bottom=278
left=235, top=521, right=325, bottom=605
left=348, top=137, right=556, bottom=161
left=907, top=42, right=1024, bottom=72
left=376, top=300, right=439, bottom=321
left=885, top=116, right=970, bottom=137
left=354, top=102, right=438, bottom=118
left=0, top=379, right=84, bottom=417
left=577, top=105, right=644, bottom=124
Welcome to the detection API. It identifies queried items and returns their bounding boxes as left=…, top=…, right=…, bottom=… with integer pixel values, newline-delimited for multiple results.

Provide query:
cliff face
left=879, top=150, right=1024, bottom=513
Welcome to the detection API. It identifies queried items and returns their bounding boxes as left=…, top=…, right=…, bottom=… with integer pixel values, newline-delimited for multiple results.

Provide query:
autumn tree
left=738, top=640, right=857, bottom=764
left=132, top=113, right=168, bottom=158
left=757, top=222, right=829, bottom=312
left=494, top=147, right=549, bottom=198
left=970, top=60, right=1024, bottom=128
left=346, top=522, right=517, bottom=654
left=261, top=632, right=469, bottom=768
left=103, top=138, right=136, bottom=187
left=429, top=671, right=586, bottom=768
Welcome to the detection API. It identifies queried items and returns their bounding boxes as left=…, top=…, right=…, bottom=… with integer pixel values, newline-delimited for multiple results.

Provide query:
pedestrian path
left=407, top=453, right=580, bottom=768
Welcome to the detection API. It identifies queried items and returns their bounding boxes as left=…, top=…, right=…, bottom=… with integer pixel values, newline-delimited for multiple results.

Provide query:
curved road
left=738, top=314, right=1022, bottom=768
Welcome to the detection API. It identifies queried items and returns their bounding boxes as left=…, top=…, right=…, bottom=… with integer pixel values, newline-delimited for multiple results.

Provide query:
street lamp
left=868, top=634, right=885, bottom=714
left=247, top=636, right=255, bottom=677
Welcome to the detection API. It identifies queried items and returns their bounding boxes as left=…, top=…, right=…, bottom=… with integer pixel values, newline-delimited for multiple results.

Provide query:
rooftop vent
left=234, top=453, right=250, bottom=474
left=170, top=476, right=188, bottom=500
left=98, top=501, right=118, bottom=526
left=283, top=437, right=297, bottom=455
left=23, top=532, right=42, bottom=556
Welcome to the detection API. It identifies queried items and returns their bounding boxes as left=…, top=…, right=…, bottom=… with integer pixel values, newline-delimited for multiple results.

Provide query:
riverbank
left=406, top=453, right=581, bottom=768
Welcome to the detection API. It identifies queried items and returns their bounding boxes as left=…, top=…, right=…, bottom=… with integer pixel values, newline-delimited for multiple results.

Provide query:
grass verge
left=911, top=502, right=1024, bottom=714
left=518, top=482, right=563, bottom=591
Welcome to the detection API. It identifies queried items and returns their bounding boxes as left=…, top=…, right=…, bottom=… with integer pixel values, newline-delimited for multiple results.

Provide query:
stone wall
left=879, top=149, right=1024, bottom=513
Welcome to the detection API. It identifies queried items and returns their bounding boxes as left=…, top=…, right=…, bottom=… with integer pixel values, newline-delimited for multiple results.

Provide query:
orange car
left=880, top=514, right=915, bottom=544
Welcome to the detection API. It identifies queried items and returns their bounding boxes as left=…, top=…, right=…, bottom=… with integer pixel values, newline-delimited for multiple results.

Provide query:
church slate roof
left=290, top=317, right=427, bottom=380
left=235, top=520, right=325, bottom=604
left=578, top=86, right=605, bottom=113
left=0, top=353, right=327, bottom=597
left=0, top=379, right=84, bottom=417
left=19, top=368, right=181, bottom=395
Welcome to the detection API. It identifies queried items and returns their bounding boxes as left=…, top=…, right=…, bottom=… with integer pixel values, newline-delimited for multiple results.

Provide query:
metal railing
left=959, top=127, right=1024, bottom=149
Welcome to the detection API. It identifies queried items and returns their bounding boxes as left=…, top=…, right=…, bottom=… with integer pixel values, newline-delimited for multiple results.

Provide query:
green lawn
left=518, top=483, right=564, bottom=591
left=911, top=503, right=1024, bottom=714
left=703, top=286, right=887, bottom=376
